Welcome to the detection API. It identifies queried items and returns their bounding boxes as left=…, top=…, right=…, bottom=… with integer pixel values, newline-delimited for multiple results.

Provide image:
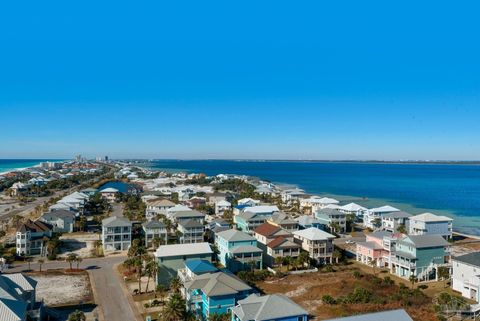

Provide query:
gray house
left=142, top=220, right=168, bottom=248
left=102, top=217, right=132, bottom=251
left=39, top=210, right=76, bottom=233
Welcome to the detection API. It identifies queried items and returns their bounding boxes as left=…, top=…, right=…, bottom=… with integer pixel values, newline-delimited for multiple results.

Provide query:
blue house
left=231, top=293, right=309, bottom=321
left=391, top=234, right=449, bottom=281
left=215, top=229, right=263, bottom=273
left=184, top=271, right=253, bottom=320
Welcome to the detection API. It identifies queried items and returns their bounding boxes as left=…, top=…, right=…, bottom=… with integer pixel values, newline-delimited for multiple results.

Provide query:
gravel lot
left=32, top=272, right=93, bottom=306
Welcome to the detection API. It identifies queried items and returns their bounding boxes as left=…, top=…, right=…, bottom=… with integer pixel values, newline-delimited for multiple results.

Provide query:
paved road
left=6, top=255, right=136, bottom=321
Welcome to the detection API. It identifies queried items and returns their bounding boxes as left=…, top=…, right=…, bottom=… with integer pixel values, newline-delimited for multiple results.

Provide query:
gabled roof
left=243, top=205, right=279, bottom=214
left=184, top=259, right=218, bottom=274
left=402, top=235, right=449, bottom=248
left=102, top=216, right=131, bottom=227
left=186, top=271, right=251, bottom=297
left=178, top=219, right=204, bottom=229
left=230, top=245, right=263, bottom=254
left=217, top=229, right=256, bottom=242
left=17, top=219, right=53, bottom=233
left=41, top=209, right=76, bottom=220
left=323, top=309, right=413, bottom=321
left=173, top=210, right=205, bottom=219
left=368, top=205, right=400, bottom=213
left=293, top=227, right=335, bottom=241
left=316, top=208, right=345, bottom=216
left=253, top=223, right=281, bottom=237
left=155, top=242, right=213, bottom=258
left=267, top=237, right=299, bottom=250
left=368, top=230, right=393, bottom=239
left=296, top=215, right=321, bottom=226
left=232, top=294, right=308, bottom=320
left=382, top=211, right=412, bottom=219
left=409, top=212, right=453, bottom=222
left=453, top=252, right=480, bottom=267
left=142, top=220, right=166, bottom=229
left=147, top=199, right=176, bottom=207
left=357, top=241, right=383, bottom=250
left=340, top=202, right=367, bottom=212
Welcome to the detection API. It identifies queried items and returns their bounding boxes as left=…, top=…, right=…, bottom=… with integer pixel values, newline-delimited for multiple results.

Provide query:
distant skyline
left=1, top=1, right=479, bottom=160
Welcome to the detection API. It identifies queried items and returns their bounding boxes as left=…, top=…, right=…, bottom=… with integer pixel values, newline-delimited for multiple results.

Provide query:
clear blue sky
left=1, top=1, right=479, bottom=160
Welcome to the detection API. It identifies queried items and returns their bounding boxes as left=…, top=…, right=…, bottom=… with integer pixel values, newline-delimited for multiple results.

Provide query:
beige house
left=293, top=227, right=336, bottom=265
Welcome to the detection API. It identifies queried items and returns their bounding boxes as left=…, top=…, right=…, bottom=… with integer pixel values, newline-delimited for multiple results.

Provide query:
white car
left=345, top=240, right=355, bottom=244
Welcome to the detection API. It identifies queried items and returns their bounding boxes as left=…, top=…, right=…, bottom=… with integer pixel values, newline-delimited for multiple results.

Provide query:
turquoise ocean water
left=147, top=160, right=480, bottom=235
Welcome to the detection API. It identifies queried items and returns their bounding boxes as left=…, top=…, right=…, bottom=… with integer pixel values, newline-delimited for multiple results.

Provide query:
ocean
left=147, top=160, right=480, bottom=235
left=0, top=159, right=60, bottom=174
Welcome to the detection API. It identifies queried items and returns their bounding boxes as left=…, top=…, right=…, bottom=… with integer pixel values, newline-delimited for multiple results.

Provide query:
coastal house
left=172, top=210, right=206, bottom=224
left=10, top=182, right=31, bottom=196
left=80, top=187, right=98, bottom=196
left=324, top=309, right=413, bottom=321
left=177, top=219, right=204, bottom=244
left=339, top=202, right=367, bottom=217
left=57, top=191, right=89, bottom=214
left=253, top=222, right=299, bottom=267
left=207, top=192, right=229, bottom=206
left=215, top=199, right=231, bottom=215
left=363, top=205, right=400, bottom=229
left=293, top=227, right=336, bottom=265
left=184, top=271, right=253, bottom=320
left=391, top=234, right=450, bottom=281
left=409, top=212, right=453, bottom=240
left=267, top=212, right=299, bottom=232
left=215, top=229, right=263, bottom=272
left=142, top=220, right=168, bottom=248
left=296, top=215, right=323, bottom=230
left=101, top=216, right=132, bottom=251
left=382, top=211, right=412, bottom=233
left=166, top=205, right=194, bottom=220
left=314, top=208, right=347, bottom=233
left=300, top=197, right=339, bottom=214
left=452, top=252, right=480, bottom=302
left=231, top=293, right=309, bottom=321
left=281, top=188, right=307, bottom=204
left=177, top=259, right=218, bottom=285
left=186, top=196, right=207, bottom=209
left=16, top=220, right=53, bottom=256
left=145, top=199, right=176, bottom=219
left=39, top=209, right=76, bottom=233
left=237, top=198, right=260, bottom=207
left=0, top=273, right=44, bottom=321
left=356, top=231, right=400, bottom=268
left=99, top=187, right=119, bottom=203
left=155, top=242, right=213, bottom=285
left=235, top=206, right=280, bottom=234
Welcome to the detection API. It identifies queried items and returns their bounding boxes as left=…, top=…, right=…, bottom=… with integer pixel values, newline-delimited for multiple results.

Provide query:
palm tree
left=159, top=293, right=185, bottom=321
left=283, top=256, right=292, bottom=271
left=94, top=240, right=103, bottom=256
left=369, top=258, right=377, bottom=276
left=298, top=251, right=311, bottom=268
left=156, top=284, right=166, bottom=301
left=144, top=255, right=156, bottom=293
left=75, top=257, right=83, bottom=269
left=170, top=276, right=182, bottom=294
left=409, top=274, right=418, bottom=289
left=274, top=256, right=283, bottom=268
left=66, top=253, right=78, bottom=270
left=208, top=313, right=230, bottom=321
left=26, top=257, right=32, bottom=270
left=38, top=259, right=44, bottom=272
left=332, top=249, right=342, bottom=264
left=134, top=257, right=143, bottom=294
left=396, top=224, right=407, bottom=234
left=438, top=266, right=450, bottom=288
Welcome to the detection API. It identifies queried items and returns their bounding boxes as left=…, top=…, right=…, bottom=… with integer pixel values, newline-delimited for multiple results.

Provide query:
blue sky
left=0, top=1, right=479, bottom=160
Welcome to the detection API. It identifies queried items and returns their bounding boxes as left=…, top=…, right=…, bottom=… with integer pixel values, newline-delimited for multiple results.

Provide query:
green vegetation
left=237, top=270, right=272, bottom=285
left=121, top=195, right=146, bottom=221
left=67, top=310, right=86, bottom=321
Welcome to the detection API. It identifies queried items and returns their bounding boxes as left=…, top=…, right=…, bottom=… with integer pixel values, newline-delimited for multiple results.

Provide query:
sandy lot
left=60, top=233, right=101, bottom=258
left=31, top=272, right=93, bottom=306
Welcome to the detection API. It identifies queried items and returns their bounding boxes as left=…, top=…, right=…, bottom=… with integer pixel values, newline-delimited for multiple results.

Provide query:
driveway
left=6, top=255, right=137, bottom=321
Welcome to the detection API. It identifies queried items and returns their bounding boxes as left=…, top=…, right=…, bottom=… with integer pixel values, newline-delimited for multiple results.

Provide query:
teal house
left=391, top=235, right=449, bottom=282
left=215, top=229, right=263, bottom=273
left=184, top=271, right=253, bottom=320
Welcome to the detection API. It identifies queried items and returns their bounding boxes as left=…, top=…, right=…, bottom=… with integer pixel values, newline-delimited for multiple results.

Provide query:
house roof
left=357, top=241, right=383, bottom=250
left=0, top=273, right=36, bottom=321
left=142, top=220, right=166, bottom=229
left=230, top=245, right=263, bottom=254
left=147, top=199, right=176, bottom=207
left=17, top=219, right=53, bottom=233
left=100, top=187, right=119, bottom=193
left=232, top=294, right=308, bottom=320
left=216, top=200, right=231, bottom=206
left=316, top=208, right=345, bottom=216
left=403, top=235, right=449, bottom=248
left=173, top=210, right=205, bottom=219
left=243, top=205, right=279, bottom=214
left=217, top=229, right=256, bottom=242
left=296, top=215, right=321, bottom=226
left=293, top=227, right=335, bottom=240
left=102, top=216, right=131, bottom=227
left=340, top=202, right=367, bottom=212
left=368, top=230, right=393, bottom=239
left=369, top=205, right=400, bottom=213
left=185, top=271, right=251, bottom=297
left=184, top=259, right=218, bottom=274
left=267, top=237, right=299, bottom=250
left=253, top=223, right=281, bottom=237
left=323, top=309, right=413, bottom=321
left=453, top=252, right=480, bottom=267
left=178, top=219, right=204, bottom=229
left=382, top=211, right=412, bottom=219
left=155, top=242, right=213, bottom=258
left=409, top=212, right=453, bottom=222
left=41, top=209, right=76, bottom=220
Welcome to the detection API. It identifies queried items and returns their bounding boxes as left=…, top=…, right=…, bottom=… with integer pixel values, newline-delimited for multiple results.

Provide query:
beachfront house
left=0, top=273, right=44, bottom=321
left=253, top=222, right=300, bottom=267
left=452, top=252, right=480, bottom=302
left=409, top=212, right=453, bottom=240
left=231, top=294, right=309, bottom=321
left=391, top=234, right=450, bottom=281
left=237, top=198, right=260, bottom=207
left=215, top=229, right=263, bottom=272
left=177, top=219, right=204, bottom=244
left=145, top=199, right=176, bottom=219
left=363, top=205, right=400, bottom=229
left=38, top=209, right=76, bottom=233
left=281, top=188, right=307, bottom=204
left=99, top=187, right=119, bottom=203
left=16, top=220, right=53, bottom=256
left=101, top=216, right=132, bottom=251
left=155, top=242, right=213, bottom=285
left=293, top=227, right=336, bottom=265
left=267, top=212, right=299, bottom=232
left=381, top=211, right=412, bottom=233
left=234, top=205, right=279, bottom=234
left=142, top=220, right=168, bottom=248
left=339, top=202, right=367, bottom=217
left=314, top=208, right=347, bottom=233
left=356, top=231, right=400, bottom=268
left=184, top=271, right=253, bottom=320
left=296, top=215, right=323, bottom=230
left=300, top=197, right=340, bottom=214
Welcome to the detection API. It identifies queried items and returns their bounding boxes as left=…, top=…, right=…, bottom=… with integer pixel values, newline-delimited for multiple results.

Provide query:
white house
left=99, top=187, right=119, bottom=203
left=215, top=200, right=231, bottom=215
left=339, top=202, right=367, bottom=217
left=39, top=210, right=76, bottom=233
left=452, top=252, right=480, bottom=302
left=300, top=197, right=339, bottom=214
left=363, top=205, right=400, bottom=229
left=237, top=198, right=260, bottom=207
left=102, top=217, right=132, bottom=251
left=381, top=211, right=412, bottom=233
left=145, top=199, right=176, bottom=219
left=409, top=212, right=453, bottom=240
left=292, top=227, right=336, bottom=265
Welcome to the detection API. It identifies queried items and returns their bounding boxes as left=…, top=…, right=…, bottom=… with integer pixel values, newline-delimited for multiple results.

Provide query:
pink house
left=356, top=231, right=401, bottom=267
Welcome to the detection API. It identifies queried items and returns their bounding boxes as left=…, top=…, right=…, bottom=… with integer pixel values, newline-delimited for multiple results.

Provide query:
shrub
left=383, top=276, right=394, bottom=285
left=353, top=271, right=362, bottom=279
left=322, top=294, right=336, bottom=305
